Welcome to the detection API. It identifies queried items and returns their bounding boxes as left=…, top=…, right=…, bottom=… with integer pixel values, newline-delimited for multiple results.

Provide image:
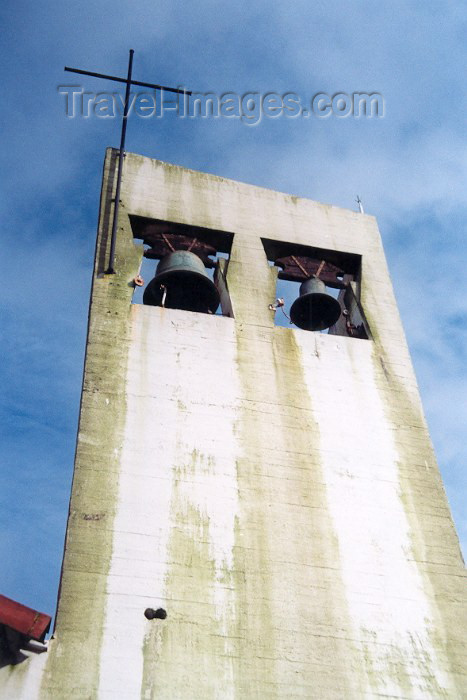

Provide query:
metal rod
left=291, top=255, right=309, bottom=278
left=315, top=259, right=326, bottom=278
left=105, top=49, right=135, bottom=275
left=64, top=66, right=191, bottom=95
left=65, top=50, right=192, bottom=274
left=161, top=233, right=176, bottom=252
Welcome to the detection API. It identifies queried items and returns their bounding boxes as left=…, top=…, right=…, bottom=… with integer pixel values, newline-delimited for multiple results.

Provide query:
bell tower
left=1, top=148, right=465, bottom=698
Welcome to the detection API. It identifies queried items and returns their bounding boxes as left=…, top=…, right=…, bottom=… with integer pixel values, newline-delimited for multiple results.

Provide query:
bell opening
left=262, top=239, right=369, bottom=338
left=130, top=217, right=234, bottom=316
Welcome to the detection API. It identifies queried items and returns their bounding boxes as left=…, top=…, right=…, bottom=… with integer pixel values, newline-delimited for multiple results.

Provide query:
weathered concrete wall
left=2, top=150, right=465, bottom=698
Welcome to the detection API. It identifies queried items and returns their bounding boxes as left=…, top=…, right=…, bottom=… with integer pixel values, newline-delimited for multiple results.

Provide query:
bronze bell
left=143, top=250, right=220, bottom=314
left=290, top=276, right=341, bottom=331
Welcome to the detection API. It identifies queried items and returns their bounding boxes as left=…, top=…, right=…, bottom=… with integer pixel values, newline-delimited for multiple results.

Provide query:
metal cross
left=65, top=50, right=191, bottom=274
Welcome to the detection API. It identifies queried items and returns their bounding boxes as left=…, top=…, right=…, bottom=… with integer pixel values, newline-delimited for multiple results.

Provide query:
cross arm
left=64, top=67, right=192, bottom=95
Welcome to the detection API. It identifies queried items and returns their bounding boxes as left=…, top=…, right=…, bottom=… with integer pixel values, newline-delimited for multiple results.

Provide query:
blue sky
left=1, top=0, right=466, bottom=621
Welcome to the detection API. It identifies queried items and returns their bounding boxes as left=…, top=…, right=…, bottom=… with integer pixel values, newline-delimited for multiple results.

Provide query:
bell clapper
left=160, top=284, right=167, bottom=308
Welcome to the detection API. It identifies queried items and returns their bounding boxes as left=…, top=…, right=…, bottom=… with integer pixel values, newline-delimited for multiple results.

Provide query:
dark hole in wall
left=262, top=238, right=370, bottom=338
left=130, top=216, right=234, bottom=317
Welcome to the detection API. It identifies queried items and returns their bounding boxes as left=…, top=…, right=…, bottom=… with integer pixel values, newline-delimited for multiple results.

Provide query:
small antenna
left=356, top=195, right=364, bottom=214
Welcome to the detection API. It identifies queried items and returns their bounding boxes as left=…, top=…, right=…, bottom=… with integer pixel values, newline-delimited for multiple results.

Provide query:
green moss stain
left=231, top=318, right=362, bottom=697
left=140, top=607, right=169, bottom=700
left=140, top=449, right=228, bottom=699
left=40, top=154, right=142, bottom=698
left=371, top=337, right=464, bottom=697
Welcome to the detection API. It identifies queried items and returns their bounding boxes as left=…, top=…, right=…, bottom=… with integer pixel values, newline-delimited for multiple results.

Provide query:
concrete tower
left=1, top=149, right=465, bottom=698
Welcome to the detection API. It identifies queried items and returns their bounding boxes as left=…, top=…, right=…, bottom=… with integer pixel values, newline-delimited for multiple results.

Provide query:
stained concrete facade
left=2, top=149, right=465, bottom=698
